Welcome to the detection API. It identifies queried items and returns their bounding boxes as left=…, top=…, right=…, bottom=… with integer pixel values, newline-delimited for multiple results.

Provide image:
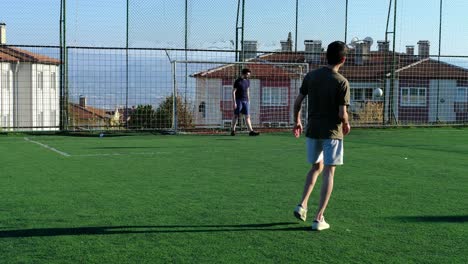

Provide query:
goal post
left=171, top=60, right=309, bottom=133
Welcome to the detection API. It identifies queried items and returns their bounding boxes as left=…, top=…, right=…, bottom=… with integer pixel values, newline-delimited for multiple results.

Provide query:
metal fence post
left=172, top=61, right=178, bottom=134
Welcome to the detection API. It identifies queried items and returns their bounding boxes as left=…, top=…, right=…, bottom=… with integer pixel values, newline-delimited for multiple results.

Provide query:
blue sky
left=2, top=0, right=467, bottom=55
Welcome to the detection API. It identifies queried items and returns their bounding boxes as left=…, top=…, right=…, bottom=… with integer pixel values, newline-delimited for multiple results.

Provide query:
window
left=198, top=102, right=206, bottom=118
left=50, top=72, right=56, bottom=90
left=401, top=87, right=426, bottom=106
left=262, top=87, right=288, bottom=106
left=37, top=72, right=43, bottom=90
left=223, top=85, right=232, bottom=101
left=365, top=88, right=373, bottom=100
left=351, top=89, right=363, bottom=101
left=456, top=87, right=468, bottom=102
left=351, top=88, right=375, bottom=101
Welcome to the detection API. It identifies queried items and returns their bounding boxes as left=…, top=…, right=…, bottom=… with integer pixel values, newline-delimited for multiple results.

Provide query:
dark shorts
left=234, top=100, right=250, bottom=116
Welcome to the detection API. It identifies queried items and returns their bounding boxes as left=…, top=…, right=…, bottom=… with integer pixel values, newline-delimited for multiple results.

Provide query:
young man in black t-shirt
left=230, top=68, right=259, bottom=136
left=292, top=41, right=351, bottom=231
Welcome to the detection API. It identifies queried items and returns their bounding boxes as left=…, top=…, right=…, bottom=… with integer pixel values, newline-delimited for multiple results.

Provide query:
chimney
left=406, top=45, right=415, bottom=56
left=0, top=23, right=6, bottom=45
left=355, top=40, right=371, bottom=65
left=417, top=40, right=430, bottom=58
left=240, top=40, right=257, bottom=61
left=377, top=40, right=389, bottom=52
left=280, top=32, right=293, bottom=52
left=304, top=40, right=322, bottom=63
left=79, top=96, right=87, bottom=108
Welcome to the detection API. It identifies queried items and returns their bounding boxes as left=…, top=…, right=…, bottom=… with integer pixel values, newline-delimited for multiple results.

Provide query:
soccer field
left=0, top=128, right=467, bottom=263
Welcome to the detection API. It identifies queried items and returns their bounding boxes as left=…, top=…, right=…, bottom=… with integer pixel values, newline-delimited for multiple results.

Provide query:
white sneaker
left=293, top=205, right=307, bottom=221
left=311, top=217, right=330, bottom=231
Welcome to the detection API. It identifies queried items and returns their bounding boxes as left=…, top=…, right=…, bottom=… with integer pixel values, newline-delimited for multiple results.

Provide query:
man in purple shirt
left=230, top=68, right=259, bottom=136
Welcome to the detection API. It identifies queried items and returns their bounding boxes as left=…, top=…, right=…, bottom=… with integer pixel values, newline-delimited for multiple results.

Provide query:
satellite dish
left=349, top=37, right=359, bottom=47
left=364, top=37, right=374, bottom=47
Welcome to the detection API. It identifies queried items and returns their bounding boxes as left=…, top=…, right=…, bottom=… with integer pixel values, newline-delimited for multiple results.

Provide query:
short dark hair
left=241, top=68, right=251, bottom=75
left=326, top=41, right=347, bottom=65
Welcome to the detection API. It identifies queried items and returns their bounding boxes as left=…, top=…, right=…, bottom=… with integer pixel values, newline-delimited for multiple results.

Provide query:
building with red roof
left=0, top=23, right=61, bottom=131
left=191, top=37, right=468, bottom=127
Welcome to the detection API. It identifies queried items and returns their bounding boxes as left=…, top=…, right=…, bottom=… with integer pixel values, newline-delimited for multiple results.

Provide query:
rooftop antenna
left=349, top=37, right=359, bottom=48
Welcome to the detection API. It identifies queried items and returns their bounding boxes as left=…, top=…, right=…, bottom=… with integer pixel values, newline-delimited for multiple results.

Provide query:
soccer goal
left=170, top=60, right=309, bottom=133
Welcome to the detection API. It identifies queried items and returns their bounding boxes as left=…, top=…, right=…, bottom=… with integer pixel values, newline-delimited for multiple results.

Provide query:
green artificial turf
left=0, top=127, right=467, bottom=263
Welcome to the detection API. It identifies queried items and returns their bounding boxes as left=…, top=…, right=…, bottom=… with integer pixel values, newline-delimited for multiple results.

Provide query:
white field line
left=24, top=137, right=71, bottom=157
left=23, top=138, right=166, bottom=157
left=73, top=152, right=166, bottom=157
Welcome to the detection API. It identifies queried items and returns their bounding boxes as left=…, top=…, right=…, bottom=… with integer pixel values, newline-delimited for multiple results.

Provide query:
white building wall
left=0, top=63, right=13, bottom=130
left=35, top=64, right=59, bottom=131
left=204, top=79, right=222, bottom=126
left=32, top=64, right=41, bottom=130
left=194, top=78, right=207, bottom=126
left=249, top=79, right=260, bottom=126
left=50, top=69, right=60, bottom=129
left=15, top=63, right=59, bottom=131
left=16, top=63, right=32, bottom=129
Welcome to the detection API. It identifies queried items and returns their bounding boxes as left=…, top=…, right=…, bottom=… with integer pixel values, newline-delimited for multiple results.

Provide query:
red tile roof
left=194, top=51, right=468, bottom=81
left=397, top=59, right=468, bottom=79
left=0, top=46, right=61, bottom=65
left=192, top=59, right=305, bottom=79
left=69, top=103, right=109, bottom=120
left=0, top=51, right=18, bottom=62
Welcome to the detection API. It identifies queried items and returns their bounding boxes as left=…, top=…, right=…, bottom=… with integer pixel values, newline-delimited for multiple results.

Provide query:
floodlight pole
left=125, top=0, right=129, bottom=129
left=241, top=0, right=245, bottom=62
left=184, top=0, right=188, bottom=129
left=235, top=0, right=241, bottom=61
left=436, top=0, right=443, bottom=122
left=172, top=62, right=178, bottom=134
left=295, top=0, right=298, bottom=52
left=391, top=0, right=397, bottom=125
left=383, top=0, right=392, bottom=125
left=59, top=0, right=63, bottom=130
left=59, top=0, right=68, bottom=131
left=345, top=0, right=348, bottom=43
left=383, top=0, right=398, bottom=125
left=235, top=0, right=245, bottom=71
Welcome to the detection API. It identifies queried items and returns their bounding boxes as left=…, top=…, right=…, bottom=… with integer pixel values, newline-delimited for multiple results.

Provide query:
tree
left=127, top=104, right=158, bottom=129
left=127, top=95, right=193, bottom=129
left=155, top=95, right=193, bottom=129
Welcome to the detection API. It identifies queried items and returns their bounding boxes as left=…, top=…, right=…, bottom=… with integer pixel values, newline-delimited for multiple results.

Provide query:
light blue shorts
left=306, top=137, right=344, bottom=165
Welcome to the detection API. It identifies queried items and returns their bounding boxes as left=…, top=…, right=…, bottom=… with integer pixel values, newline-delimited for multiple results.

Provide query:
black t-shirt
left=234, top=78, right=250, bottom=101
left=300, top=67, right=350, bottom=139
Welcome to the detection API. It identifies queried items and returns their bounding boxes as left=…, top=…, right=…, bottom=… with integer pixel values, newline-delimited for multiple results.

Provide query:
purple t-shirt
left=234, top=78, right=250, bottom=101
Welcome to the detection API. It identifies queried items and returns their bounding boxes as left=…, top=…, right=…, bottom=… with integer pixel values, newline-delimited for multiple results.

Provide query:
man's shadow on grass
left=0, top=222, right=309, bottom=238
left=392, top=215, right=468, bottom=223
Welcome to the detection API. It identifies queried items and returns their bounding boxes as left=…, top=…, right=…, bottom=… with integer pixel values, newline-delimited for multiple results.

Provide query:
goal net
left=171, top=60, right=309, bottom=132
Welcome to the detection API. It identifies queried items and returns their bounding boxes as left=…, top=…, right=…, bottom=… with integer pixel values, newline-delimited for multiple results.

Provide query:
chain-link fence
left=1, top=0, right=467, bottom=132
